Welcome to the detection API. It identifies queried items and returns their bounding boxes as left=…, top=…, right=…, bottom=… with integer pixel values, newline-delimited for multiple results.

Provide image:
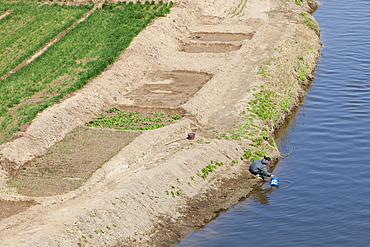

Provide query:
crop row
left=0, top=1, right=173, bottom=143
left=0, top=2, right=92, bottom=78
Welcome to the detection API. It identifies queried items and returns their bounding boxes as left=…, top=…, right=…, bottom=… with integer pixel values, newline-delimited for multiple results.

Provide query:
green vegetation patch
left=213, top=115, right=276, bottom=151
left=0, top=1, right=173, bottom=144
left=165, top=186, right=182, bottom=196
left=240, top=148, right=269, bottom=162
left=229, top=0, right=247, bottom=17
left=0, top=2, right=90, bottom=77
left=300, top=12, right=319, bottom=31
left=85, top=107, right=181, bottom=130
left=197, top=160, right=224, bottom=178
left=249, top=89, right=280, bottom=122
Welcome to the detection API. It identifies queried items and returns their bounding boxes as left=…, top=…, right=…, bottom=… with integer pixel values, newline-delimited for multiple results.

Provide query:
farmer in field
left=249, top=156, right=274, bottom=180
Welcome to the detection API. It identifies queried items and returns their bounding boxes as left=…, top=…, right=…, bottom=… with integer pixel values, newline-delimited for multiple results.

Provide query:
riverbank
left=0, top=0, right=321, bottom=246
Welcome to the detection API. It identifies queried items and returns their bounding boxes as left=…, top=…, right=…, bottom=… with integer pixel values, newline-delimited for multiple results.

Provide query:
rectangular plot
left=126, top=71, right=213, bottom=107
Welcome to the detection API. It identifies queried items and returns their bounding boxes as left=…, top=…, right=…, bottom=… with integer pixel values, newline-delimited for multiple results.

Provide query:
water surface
left=178, top=1, right=370, bottom=246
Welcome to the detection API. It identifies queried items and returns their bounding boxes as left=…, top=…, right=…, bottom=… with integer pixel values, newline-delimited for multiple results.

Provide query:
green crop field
left=0, top=1, right=173, bottom=144
left=0, top=3, right=90, bottom=78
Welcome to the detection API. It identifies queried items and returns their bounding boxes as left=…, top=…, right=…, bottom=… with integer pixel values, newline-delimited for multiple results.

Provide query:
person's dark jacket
left=249, top=158, right=272, bottom=176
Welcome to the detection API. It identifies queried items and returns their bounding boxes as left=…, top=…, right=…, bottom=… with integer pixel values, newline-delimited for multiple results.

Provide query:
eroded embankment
left=0, top=0, right=321, bottom=246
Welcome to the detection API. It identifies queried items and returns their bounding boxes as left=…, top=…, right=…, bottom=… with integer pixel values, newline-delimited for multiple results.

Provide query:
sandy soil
left=0, top=0, right=321, bottom=246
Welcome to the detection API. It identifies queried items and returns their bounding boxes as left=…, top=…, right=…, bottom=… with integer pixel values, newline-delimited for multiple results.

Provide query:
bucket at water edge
left=270, top=177, right=279, bottom=186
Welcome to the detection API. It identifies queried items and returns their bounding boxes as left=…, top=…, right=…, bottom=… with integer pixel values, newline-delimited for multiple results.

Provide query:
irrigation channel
left=177, top=1, right=370, bottom=246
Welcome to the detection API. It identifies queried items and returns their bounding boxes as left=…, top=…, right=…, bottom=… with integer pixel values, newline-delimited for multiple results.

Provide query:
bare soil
left=0, top=0, right=321, bottom=246
left=0, top=199, right=36, bottom=221
left=9, top=127, right=140, bottom=197
left=126, top=70, right=213, bottom=107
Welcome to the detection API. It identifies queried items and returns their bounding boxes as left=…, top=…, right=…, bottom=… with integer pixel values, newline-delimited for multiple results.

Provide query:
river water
left=177, top=1, right=370, bottom=246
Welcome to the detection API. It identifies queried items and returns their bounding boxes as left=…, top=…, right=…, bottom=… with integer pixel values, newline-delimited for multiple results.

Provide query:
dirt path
left=0, top=10, right=12, bottom=20
left=0, top=0, right=320, bottom=246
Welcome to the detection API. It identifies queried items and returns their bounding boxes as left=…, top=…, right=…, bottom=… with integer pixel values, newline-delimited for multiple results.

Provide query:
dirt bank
left=0, top=0, right=321, bottom=246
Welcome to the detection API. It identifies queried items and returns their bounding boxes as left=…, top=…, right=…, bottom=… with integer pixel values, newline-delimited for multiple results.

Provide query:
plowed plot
left=190, top=32, right=254, bottom=41
left=8, top=127, right=140, bottom=197
left=0, top=200, right=36, bottom=220
left=181, top=32, right=253, bottom=53
left=126, top=70, right=212, bottom=107
left=181, top=43, right=242, bottom=53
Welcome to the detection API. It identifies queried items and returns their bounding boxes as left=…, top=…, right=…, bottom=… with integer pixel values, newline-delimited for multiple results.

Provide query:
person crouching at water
left=249, top=156, right=274, bottom=180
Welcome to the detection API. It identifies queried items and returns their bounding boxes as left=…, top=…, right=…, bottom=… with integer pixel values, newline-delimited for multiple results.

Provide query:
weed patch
left=228, top=0, right=247, bottom=17
left=300, top=12, right=319, bottom=32
left=240, top=149, right=269, bottom=162
left=165, top=185, right=182, bottom=196
left=196, top=160, right=224, bottom=179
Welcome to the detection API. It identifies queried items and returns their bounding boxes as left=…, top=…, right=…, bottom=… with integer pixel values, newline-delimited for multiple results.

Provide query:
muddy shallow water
left=177, top=0, right=370, bottom=246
